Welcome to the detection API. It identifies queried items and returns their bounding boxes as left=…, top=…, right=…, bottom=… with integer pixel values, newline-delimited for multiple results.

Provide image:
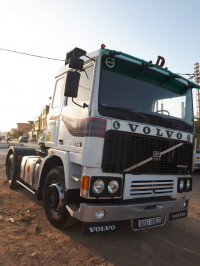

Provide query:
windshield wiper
left=170, top=118, right=193, bottom=130
left=154, top=114, right=177, bottom=128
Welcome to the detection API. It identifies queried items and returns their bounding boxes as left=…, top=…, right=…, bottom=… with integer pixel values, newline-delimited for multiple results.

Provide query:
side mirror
left=64, top=71, right=80, bottom=98
left=69, top=58, right=84, bottom=71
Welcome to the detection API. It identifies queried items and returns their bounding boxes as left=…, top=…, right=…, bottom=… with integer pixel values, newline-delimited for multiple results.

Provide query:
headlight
left=186, top=179, right=191, bottom=190
left=108, top=180, right=119, bottom=194
left=90, top=176, right=122, bottom=198
left=178, top=177, right=192, bottom=193
left=179, top=180, right=185, bottom=191
left=92, top=179, right=105, bottom=194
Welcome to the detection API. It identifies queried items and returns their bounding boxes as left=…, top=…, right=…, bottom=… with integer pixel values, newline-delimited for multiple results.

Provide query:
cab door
left=46, top=76, right=65, bottom=148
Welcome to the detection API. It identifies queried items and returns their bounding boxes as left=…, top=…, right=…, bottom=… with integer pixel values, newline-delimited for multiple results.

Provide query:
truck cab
left=6, top=46, right=199, bottom=233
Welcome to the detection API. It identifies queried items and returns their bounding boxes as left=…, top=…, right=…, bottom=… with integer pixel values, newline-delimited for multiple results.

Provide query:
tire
left=43, top=166, right=71, bottom=229
left=6, top=154, right=18, bottom=189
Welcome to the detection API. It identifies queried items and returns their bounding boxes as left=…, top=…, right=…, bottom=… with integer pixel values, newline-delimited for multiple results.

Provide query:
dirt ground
left=1, top=148, right=200, bottom=266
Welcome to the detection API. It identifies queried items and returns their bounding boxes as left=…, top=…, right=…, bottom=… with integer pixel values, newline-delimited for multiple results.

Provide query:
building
left=34, top=116, right=41, bottom=138
left=40, top=105, right=49, bottom=131
left=17, top=121, right=34, bottom=134
left=34, top=105, right=49, bottom=139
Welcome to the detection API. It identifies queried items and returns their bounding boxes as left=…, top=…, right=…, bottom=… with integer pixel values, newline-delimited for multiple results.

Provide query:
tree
left=11, top=129, right=23, bottom=139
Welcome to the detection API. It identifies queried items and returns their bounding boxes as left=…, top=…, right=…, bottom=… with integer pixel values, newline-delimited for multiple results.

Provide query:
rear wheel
left=43, top=166, right=71, bottom=228
left=7, top=154, right=18, bottom=189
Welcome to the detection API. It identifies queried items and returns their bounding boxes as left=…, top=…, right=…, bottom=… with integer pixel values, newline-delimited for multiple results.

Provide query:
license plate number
left=138, top=217, right=162, bottom=228
left=132, top=216, right=164, bottom=230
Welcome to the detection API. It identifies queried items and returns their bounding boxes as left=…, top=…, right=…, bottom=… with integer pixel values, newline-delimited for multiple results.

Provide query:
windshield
left=99, top=56, right=194, bottom=132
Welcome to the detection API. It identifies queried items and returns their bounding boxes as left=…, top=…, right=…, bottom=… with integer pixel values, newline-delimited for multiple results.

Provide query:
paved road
left=0, top=145, right=200, bottom=265
left=0, top=140, right=39, bottom=149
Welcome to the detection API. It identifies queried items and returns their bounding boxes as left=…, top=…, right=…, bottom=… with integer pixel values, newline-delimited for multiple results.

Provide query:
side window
left=75, top=64, right=94, bottom=105
left=52, top=77, right=65, bottom=108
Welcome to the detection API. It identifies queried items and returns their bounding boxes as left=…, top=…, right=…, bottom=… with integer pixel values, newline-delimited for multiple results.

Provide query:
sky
left=0, top=0, right=200, bottom=132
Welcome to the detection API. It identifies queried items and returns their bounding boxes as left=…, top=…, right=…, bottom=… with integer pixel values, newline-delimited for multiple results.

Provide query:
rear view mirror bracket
left=69, top=58, right=84, bottom=71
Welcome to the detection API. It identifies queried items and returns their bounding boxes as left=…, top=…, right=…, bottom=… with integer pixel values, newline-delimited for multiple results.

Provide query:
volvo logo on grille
left=153, top=151, right=161, bottom=161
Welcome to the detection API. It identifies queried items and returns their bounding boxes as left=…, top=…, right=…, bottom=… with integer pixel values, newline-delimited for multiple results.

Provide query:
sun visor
left=102, top=50, right=200, bottom=94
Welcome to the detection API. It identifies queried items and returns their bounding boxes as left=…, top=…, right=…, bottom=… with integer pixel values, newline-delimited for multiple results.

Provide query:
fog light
left=95, top=210, right=106, bottom=220
left=184, top=200, right=188, bottom=208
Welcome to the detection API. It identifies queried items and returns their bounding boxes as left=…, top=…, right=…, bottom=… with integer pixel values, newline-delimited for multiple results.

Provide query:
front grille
left=130, top=179, right=174, bottom=197
left=102, top=130, right=193, bottom=174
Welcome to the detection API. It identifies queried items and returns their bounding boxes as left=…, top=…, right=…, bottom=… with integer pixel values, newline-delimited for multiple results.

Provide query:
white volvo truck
left=6, top=46, right=198, bottom=234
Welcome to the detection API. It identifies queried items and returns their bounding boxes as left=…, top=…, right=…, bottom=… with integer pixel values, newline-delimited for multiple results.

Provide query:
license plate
left=169, top=210, right=187, bottom=221
left=131, top=216, right=164, bottom=230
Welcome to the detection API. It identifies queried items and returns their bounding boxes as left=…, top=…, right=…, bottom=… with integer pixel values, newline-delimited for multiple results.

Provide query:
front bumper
left=66, top=196, right=190, bottom=222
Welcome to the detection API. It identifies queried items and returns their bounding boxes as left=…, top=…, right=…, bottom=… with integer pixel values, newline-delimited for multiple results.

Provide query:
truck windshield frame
left=98, top=55, right=194, bottom=133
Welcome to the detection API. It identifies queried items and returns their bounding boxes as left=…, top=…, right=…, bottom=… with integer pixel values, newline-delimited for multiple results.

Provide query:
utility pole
left=194, top=62, right=200, bottom=118
left=194, top=62, right=200, bottom=149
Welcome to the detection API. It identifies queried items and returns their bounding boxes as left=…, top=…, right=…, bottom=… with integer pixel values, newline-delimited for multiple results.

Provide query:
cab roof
left=56, top=48, right=200, bottom=91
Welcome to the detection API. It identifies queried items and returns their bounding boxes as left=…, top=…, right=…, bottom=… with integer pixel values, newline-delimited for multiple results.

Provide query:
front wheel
left=6, top=154, right=18, bottom=189
left=43, top=166, right=71, bottom=228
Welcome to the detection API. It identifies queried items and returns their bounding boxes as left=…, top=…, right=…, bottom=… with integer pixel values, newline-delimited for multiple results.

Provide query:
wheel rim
left=47, top=183, right=64, bottom=212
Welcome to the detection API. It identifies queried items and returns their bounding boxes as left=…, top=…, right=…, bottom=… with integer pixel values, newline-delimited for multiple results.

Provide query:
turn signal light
left=47, top=132, right=50, bottom=141
left=81, top=176, right=90, bottom=190
left=80, top=176, right=90, bottom=198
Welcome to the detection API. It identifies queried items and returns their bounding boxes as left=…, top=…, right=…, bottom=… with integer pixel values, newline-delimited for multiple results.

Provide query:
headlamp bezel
left=177, top=177, right=192, bottom=193
left=90, top=176, right=122, bottom=198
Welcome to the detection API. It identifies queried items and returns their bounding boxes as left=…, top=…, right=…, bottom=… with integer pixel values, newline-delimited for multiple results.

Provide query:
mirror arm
left=83, top=55, right=95, bottom=62
left=84, top=69, right=89, bottom=79
left=72, top=98, right=88, bottom=109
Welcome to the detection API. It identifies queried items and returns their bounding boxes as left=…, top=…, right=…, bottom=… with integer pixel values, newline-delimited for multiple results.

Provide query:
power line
left=176, top=73, right=194, bottom=77
left=0, top=48, right=197, bottom=77
left=0, top=47, right=65, bottom=62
